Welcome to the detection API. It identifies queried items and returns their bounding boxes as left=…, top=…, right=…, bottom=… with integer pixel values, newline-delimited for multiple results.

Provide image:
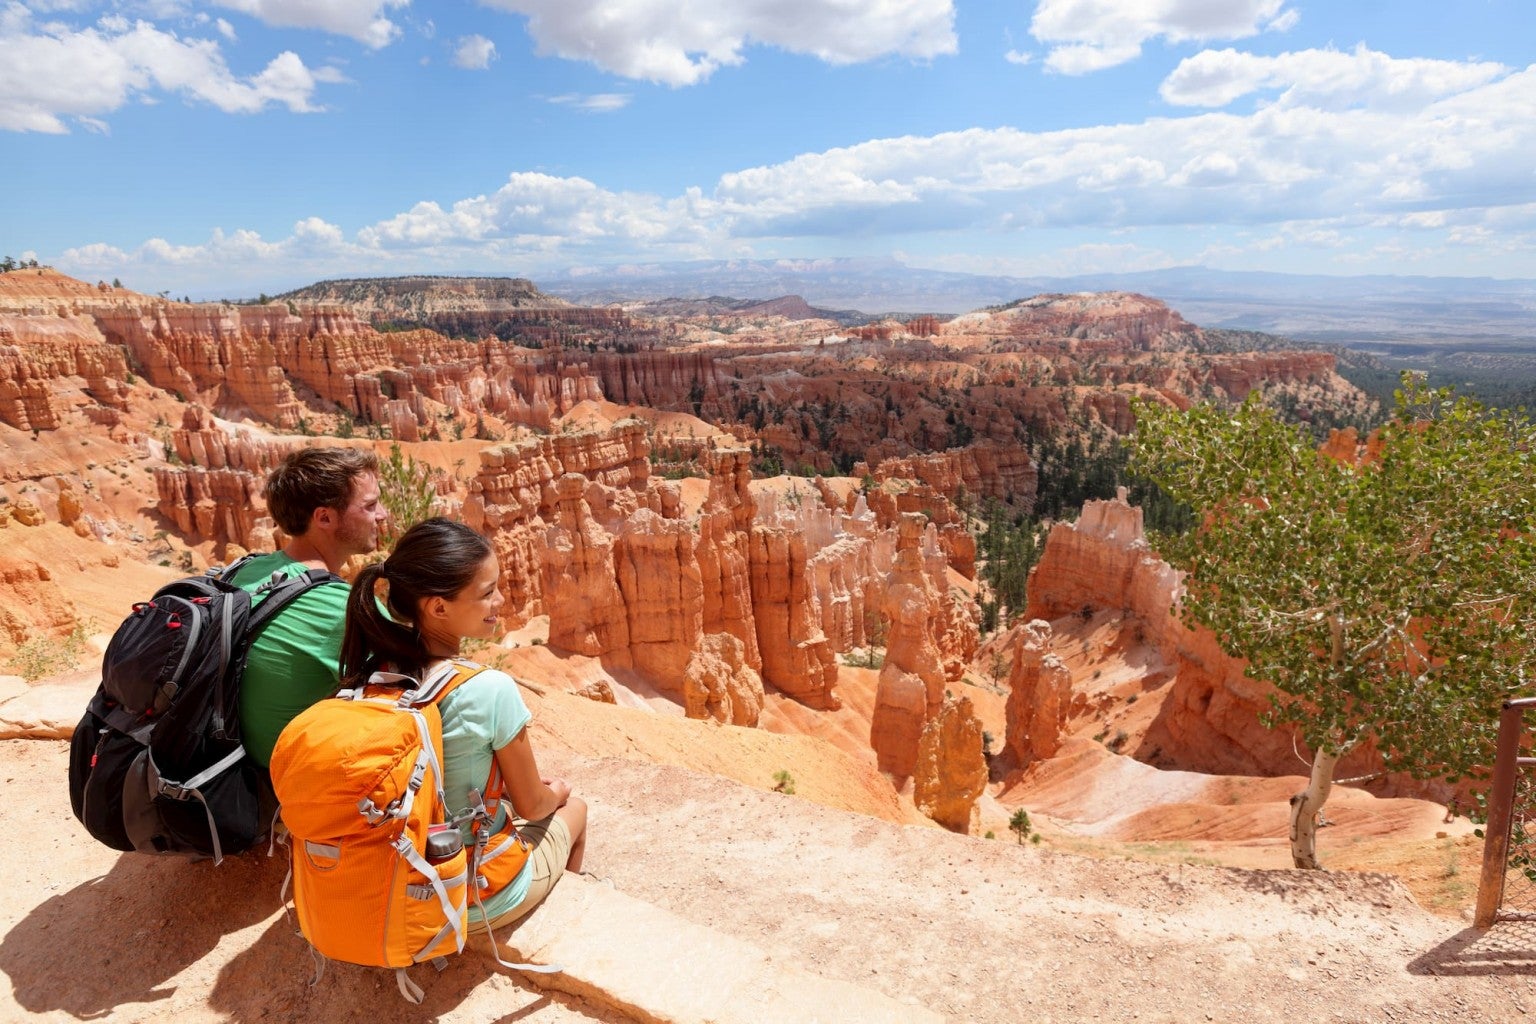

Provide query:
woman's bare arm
left=494, top=730, right=571, bottom=822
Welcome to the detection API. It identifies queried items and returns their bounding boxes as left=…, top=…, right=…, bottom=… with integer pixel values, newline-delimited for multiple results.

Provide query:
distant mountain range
left=535, top=259, right=1536, bottom=348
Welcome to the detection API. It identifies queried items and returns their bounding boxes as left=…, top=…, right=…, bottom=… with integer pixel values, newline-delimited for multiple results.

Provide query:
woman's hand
left=542, top=777, right=573, bottom=808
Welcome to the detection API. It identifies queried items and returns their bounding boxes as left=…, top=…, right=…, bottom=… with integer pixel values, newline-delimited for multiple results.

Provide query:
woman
left=340, top=517, right=588, bottom=932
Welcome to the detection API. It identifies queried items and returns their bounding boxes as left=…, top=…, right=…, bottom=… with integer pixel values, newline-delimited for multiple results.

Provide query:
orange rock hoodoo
left=869, top=514, right=950, bottom=777
left=913, top=694, right=988, bottom=833
left=1003, top=620, right=1074, bottom=765
left=457, top=423, right=997, bottom=718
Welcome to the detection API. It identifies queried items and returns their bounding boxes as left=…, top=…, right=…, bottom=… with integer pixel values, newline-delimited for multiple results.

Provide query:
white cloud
left=1266, top=8, right=1300, bottom=33
left=1003, top=49, right=1032, bottom=66
left=50, top=57, right=1536, bottom=287
left=0, top=9, right=334, bottom=132
left=357, top=172, right=712, bottom=250
left=213, top=0, right=406, bottom=49
left=548, top=92, right=632, bottom=113
left=452, top=34, right=495, bottom=70
left=710, top=63, right=1536, bottom=237
left=1031, top=0, right=1292, bottom=74
left=1161, top=44, right=1508, bottom=110
left=479, top=0, right=956, bottom=85
left=215, top=17, right=236, bottom=40
left=293, top=216, right=345, bottom=243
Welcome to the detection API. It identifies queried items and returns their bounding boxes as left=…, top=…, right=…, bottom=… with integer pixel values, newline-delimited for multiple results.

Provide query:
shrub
left=1008, top=808, right=1031, bottom=844
left=378, top=443, right=438, bottom=548
left=7, top=620, right=92, bottom=682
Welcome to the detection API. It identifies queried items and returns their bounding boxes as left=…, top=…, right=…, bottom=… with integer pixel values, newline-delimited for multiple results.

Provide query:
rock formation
left=696, top=447, right=762, bottom=669
left=1021, top=491, right=1431, bottom=793
left=542, top=473, right=630, bottom=657
left=870, top=514, right=948, bottom=777
left=912, top=693, right=988, bottom=833
left=1003, top=620, right=1074, bottom=764
left=749, top=524, right=840, bottom=710
left=683, top=633, right=764, bottom=726
left=938, top=292, right=1200, bottom=352
left=0, top=556, right=76, bottom=645
left=616, top=508, right=703, bottom=685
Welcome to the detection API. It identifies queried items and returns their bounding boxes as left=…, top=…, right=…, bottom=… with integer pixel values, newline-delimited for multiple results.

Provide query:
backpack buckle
left=358, top=798, right=387, bottom=825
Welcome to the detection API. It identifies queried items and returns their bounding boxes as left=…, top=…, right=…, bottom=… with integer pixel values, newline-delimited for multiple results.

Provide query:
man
left=231, top=446, right=388, bottom=768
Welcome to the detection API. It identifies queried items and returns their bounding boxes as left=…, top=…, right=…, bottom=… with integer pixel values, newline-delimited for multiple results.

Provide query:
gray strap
left=145, top=748, right=232, bottom=864
left=395, top=967, right=424, bottom=1004
left=473, top=872, right=564, bottom=974
left=397, top=834, right=465, bottom=956
left=176, top=744, right=245, bottom=792
left=188, top=787, right=225, bottom=865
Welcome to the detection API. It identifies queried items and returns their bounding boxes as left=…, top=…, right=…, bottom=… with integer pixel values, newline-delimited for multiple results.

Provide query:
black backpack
left=68, top=556, right=342, bottom=863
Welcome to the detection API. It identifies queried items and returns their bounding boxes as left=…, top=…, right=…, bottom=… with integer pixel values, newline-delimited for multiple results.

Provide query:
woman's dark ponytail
left=339, top=517, right=494, bottom=688
left=339, top=562, right=426, bottom=687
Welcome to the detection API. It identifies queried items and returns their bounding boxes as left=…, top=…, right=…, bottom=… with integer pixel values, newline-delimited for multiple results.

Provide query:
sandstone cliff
left=1017, top=492, right=1443, bottom=796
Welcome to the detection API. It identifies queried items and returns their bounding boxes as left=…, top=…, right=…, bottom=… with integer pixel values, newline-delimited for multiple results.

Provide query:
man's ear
left=311, top=505, right=338, bottom=532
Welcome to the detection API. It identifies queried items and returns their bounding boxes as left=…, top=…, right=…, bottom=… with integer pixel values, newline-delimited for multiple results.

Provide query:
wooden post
left=1476, top=700, right=1530, bottom=929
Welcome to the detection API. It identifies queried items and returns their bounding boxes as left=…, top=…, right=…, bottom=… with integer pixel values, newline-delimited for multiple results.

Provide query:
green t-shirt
left=229, top=552, right=351, bottom=768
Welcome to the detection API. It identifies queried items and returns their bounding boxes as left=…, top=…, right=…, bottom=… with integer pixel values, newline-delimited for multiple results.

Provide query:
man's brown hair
left=264, top=446, right=379, bottom=536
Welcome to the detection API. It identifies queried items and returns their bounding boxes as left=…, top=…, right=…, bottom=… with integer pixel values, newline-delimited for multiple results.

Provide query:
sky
left=3, top=0, right=1535, bottom=298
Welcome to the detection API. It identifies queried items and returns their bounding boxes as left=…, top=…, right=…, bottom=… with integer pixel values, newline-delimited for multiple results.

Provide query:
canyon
left=0, top=268, right=1499, bottom=1022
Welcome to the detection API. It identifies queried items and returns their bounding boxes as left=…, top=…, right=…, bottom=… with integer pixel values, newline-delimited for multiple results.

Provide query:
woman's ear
left=422, top=595, right=449, bottom=622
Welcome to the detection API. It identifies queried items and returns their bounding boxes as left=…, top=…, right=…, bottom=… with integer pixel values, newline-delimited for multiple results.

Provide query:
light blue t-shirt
left=437, top=666, right=534, bottom=923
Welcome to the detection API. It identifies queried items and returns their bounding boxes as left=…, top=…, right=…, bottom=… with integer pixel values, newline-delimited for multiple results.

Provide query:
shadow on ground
left=1408, top=921, right=1536, bottom=977
left=0, top=849, right=287, bottom=1017
left=0, top=847, right=590, bottom=1022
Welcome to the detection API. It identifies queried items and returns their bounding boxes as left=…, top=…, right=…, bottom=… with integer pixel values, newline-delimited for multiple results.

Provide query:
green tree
left=377, top=443, right=438, bottom=548
left=1129, top=375, right=1536, bottom=868
left=1008, top=807, right=1031, bottom=844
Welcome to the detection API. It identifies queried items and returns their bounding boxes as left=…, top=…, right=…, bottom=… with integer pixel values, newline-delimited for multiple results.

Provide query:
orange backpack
left=269, top=659, right=555, bottom=1001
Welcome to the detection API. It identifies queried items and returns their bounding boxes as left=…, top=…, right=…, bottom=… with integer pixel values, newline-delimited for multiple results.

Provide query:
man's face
left=334, top=472, right=386, bottom=557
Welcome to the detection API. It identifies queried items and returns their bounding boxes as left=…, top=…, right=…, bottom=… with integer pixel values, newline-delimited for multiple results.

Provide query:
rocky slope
left=0, top=250, right=1511, bottom=1020
left=0, top=268, right=1394, bottom=843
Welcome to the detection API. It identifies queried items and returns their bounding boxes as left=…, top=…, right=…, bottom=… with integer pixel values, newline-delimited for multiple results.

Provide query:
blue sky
left=3, top=1, right=1535, bottom=298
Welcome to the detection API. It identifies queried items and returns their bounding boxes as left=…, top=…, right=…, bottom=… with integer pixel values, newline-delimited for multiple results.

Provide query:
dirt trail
left=557, top=752, right=1532, bottom=1024
left=5, top=734, right=1534, bottom=1023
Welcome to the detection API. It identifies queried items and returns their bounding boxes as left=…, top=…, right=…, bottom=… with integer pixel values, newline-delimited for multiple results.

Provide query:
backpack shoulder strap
left=245, top=566, right=345, bottom=636
left=413, top=659, right=487, bottom=707
left=213, top=553, right=261, bottom=583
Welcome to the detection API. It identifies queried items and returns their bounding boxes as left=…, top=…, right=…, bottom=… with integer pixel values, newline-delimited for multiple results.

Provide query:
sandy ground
left=5, top=734, right=1534, bottom=1024
left=4, top=535, right=1532, bottom=1023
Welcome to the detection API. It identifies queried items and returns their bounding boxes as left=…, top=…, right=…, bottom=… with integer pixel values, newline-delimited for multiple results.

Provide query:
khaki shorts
left=470, top=812, right=573, bottom=933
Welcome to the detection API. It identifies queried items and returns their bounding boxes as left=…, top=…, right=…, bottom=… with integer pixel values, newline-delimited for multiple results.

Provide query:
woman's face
left=437, top=552, right=505, bottom=642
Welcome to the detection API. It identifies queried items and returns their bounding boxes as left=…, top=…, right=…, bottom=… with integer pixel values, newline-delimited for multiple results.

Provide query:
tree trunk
left=1289, top=747, right=1340, bottom=869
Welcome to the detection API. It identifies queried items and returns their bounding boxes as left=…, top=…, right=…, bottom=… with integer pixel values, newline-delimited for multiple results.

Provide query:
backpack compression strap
left=405, top=660, right=564, bottom=978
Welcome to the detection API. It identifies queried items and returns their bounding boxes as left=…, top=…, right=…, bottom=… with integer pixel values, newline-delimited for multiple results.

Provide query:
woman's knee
left=559, top=794, right=588, bottom=837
